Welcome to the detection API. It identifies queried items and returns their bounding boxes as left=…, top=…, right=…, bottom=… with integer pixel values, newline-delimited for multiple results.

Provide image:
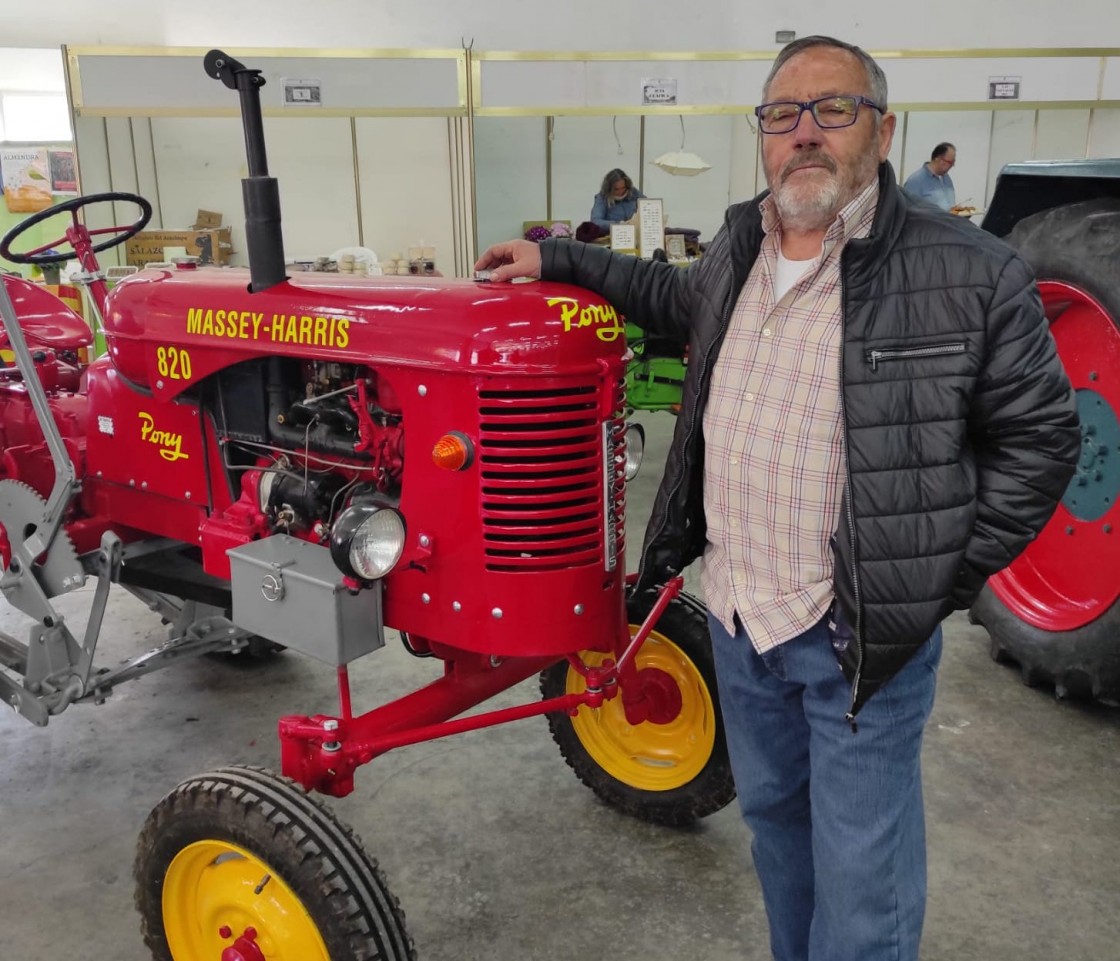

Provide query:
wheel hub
left=1063, top=385, right=1120, bottom=521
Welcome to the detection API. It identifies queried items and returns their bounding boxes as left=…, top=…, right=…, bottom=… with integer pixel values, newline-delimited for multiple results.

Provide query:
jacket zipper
left=839, top=250, right=863, bottom=732
left=867, top=343, right=965, bottom=371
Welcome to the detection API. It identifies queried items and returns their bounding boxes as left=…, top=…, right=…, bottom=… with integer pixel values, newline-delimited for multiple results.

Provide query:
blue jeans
left=708, top=612, right=942, bottom=961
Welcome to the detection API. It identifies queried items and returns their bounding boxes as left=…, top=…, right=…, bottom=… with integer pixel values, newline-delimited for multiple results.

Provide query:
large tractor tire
left=135, top=766, right=414, bottom=961
left=540, top=591, right=736, bottom=826
left=971, top=198, right=1120, bottom=703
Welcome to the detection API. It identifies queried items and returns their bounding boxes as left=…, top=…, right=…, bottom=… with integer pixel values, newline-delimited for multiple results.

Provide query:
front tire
left=540, top=592, right=735, bottom=826
left=134, top=766, right=414, bottom=961
left=971, top=198, right=1120, bottom=703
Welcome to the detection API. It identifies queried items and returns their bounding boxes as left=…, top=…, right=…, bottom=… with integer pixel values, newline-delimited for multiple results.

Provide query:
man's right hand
left=474, top=240, right=542, bottom=283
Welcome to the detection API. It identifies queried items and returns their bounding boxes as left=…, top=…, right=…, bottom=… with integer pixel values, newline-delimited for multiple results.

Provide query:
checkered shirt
left=700, top=179, right=880, bottom=652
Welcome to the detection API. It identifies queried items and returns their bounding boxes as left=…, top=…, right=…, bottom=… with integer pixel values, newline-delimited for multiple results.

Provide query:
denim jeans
left=708, top=611, right=942, bottom=961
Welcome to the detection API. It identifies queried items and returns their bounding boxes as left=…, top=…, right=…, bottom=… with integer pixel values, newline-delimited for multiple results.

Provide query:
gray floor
left=2, top=412, right=1118, bottom=961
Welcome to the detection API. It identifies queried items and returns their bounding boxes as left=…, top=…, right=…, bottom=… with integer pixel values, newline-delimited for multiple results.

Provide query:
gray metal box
left=227, top=535, right=385, bottom=666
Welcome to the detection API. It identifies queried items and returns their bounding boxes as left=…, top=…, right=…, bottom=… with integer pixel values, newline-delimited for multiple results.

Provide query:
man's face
left=760, top=47, right=896, bottom=230
left=930, top=148, right=956, bottom=176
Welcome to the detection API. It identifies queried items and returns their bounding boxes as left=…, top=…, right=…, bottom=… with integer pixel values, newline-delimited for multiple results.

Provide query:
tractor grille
left=478, top=380, right=627, bottom=572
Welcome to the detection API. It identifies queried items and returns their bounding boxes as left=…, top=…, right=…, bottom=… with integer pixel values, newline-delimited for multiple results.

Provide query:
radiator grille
left=478, top=382, right=626, bottom=572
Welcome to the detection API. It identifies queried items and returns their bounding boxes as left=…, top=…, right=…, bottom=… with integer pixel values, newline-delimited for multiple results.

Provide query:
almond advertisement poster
left=1, top=147, right=53, bottom=213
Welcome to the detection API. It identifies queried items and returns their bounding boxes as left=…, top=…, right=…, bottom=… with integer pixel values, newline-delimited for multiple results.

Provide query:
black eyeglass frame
left=754, top=95, right=885, bottom=134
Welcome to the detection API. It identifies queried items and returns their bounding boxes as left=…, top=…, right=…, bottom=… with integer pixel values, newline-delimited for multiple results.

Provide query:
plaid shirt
left=701, top=179, right=879, bottom=652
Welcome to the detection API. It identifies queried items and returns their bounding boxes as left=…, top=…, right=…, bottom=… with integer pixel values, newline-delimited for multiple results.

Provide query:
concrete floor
left=2, top=411, right=1119, bottom=961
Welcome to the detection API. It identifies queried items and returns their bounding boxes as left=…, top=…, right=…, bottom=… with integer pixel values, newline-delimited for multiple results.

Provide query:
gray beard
left=774, top=175, right=844, bottom=231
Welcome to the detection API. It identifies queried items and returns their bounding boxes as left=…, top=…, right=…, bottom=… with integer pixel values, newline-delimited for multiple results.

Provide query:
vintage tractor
left=971, top=163, right=1120, bottom=704
left=0, top=52, right=734, bottom=959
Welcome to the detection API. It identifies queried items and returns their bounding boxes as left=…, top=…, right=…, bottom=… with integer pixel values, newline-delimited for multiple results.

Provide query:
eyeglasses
left=754, top=95, right=885, bottom=134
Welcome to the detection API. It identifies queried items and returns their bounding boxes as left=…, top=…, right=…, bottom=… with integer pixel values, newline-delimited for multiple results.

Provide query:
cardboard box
left=125, top=227, right=233, bottom=266
left=192, top=209, right=223, bottom=230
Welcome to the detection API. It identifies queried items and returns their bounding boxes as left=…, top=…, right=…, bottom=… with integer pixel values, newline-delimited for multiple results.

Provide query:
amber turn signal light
left=432, top=431, right=474, bottom=470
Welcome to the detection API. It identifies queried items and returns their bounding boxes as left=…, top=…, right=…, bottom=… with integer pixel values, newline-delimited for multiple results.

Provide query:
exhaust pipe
left=204, top=50, right=286, bottom=293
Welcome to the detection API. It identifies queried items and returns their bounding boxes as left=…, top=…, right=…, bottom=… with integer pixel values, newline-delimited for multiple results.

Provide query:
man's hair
left=600, top=168, right=634, bottom=205
left=763, top=35, right=888, bottom=110
left=931, top=142, right=955, bottom=160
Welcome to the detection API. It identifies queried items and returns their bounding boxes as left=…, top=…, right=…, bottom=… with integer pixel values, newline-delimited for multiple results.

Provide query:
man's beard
left=769, top=147, right=878, bottom=230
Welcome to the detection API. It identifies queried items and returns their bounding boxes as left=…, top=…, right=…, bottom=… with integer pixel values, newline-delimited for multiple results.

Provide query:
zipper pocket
left=866, top=342, right=965, bottom=371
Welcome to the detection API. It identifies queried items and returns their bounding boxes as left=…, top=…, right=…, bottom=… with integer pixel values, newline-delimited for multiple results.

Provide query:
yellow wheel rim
left=163, top=839, right=331, bottom=961
left=566, top=627, right=717, bottom=792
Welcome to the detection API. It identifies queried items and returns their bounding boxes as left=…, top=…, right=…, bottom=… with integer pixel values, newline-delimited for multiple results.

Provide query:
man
left=476, top=35, right=1079, bottom=961
left=903, top=141, right=958, bottom=210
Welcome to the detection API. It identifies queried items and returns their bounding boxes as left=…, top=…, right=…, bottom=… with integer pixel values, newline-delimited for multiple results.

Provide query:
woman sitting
left=590, top=168, right=644, bottom=230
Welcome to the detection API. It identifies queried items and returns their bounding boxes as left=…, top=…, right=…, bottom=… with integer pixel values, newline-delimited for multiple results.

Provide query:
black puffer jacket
left=541, top=162, right=1080, bottom=716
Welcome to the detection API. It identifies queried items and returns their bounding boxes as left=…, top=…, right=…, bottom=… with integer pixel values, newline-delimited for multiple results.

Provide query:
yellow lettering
left=137, top=411, right=189, bottom=462
left=200, top=309, right=215, bottom=337
left=186, top=308, right=203, bottom=335
left=335, top=318, right=349, bottom=349
left=251, top=313, right=264, bottom=339
left=269, top=313, right=286, bottom=341
left=547, top=297, right=581, bottom=332
left=314, top=316, right=328, bottom=346
left=299, top=315, right=313, bottom=344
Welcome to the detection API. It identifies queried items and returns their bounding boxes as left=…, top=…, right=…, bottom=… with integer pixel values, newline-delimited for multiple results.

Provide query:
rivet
left=141, top=481, right=148, bottom=490
left=574, top=604, right=585, bottom=615
left=156, top=379, right=164, bottom=389
left=492, top=607, right=503, bottom=619
left=421, top=593, right=431, bottom=604
left=489, top=654, right=503, bottom=667
left=1104, top=524, right=1113, bottom=534
left=185, top=491, right=192, bottom=499
left=129, top=479, right=136, bottom=487
left=419, top=535, right=431, bottom=548
left=1089, top=371, right=1099, bottom=381
left=418, top=385, right=428, bottom=396
left=96, top=470, right=103, bottom=478
left=1066, top=526, right=1075, bottom=535
left=453, top=601, right=462, bottom=612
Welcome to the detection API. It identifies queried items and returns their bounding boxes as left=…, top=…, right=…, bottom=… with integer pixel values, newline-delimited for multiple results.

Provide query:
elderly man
left=476, top=35, right=1078, bottom=961
left=903, top=141, right=958, bottom=210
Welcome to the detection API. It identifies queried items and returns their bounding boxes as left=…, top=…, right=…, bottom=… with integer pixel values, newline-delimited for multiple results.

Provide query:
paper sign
left=610, top=223, right=637, bottom=253
left=282, top=78, right=323, bottom=107
left=641, top=78, right=678, bottom=106
left=637, top=198, right=665, bottom=258
left=988, top=76, right=1021, bottom=100
left=1, top=147, right=52, bottom=213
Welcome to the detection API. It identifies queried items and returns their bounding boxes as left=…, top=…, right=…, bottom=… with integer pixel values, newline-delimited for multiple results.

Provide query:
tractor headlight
left=623, top=423, right=645, bottom=482
left=330, top=505, right=406, bottom=580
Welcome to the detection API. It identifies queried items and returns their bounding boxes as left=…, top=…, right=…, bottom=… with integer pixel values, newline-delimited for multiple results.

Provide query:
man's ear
left=878, top=111, right=897, bottom=162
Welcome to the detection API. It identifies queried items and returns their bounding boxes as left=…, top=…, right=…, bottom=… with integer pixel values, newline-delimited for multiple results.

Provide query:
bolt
left=489, top=654, right=503, bottom=668
left=218, top=926, right=232, bottom=939
left=419, top=535, right=431, bottom=548
left=1089, top=371, right=1099, bottom=380
left=141, top=481, right=148, bottom=490
left=574, top=604, right=585, bottom=615
left=453, top=601, right=462, bottom=612
left=1105, top=524, right=1113, bottom=534
left=418, top=385, right=428, bottom=396
left=323, top=719, right=339, bottom=731
left=492, top=607, right=503, bottom=619
left=156, top=379, right=164, bottom=389
left=421, top=593, right=431, bottom=604
left=1066, top=526, right=1075, bottom=535
left=185, top=491, right=192, bottom=499
left=129, top=479, right=136, bottom=487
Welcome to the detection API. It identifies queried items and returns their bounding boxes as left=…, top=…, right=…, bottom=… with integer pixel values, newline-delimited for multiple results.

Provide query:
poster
left=641, top=78, right=678, bottom=105
left=1, top=147, right=53, bottom=213
left=48, top=149, right=78, bottom=194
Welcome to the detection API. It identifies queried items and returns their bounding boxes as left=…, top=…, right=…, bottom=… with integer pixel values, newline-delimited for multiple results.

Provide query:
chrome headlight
left=330, top=505, right=406, bottom=580
left=623, top=423, right=645, bottom=482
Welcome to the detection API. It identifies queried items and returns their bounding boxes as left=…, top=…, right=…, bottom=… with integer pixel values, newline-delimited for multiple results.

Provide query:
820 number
left=156, top=346, right=192, bottom=381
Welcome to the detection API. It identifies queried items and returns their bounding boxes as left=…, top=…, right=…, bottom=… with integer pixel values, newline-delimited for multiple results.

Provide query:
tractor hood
left=102, top=266, right=628, bottom=396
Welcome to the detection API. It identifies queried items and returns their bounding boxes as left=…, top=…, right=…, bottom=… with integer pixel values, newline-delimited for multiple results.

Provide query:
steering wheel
left=0, top=191, right=153, bottom=266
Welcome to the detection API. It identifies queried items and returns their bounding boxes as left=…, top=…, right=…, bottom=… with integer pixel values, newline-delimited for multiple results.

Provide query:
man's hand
left=474, top=240, right=542, bottom=283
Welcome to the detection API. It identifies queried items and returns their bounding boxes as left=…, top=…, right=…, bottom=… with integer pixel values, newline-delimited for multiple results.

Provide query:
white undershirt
left=774, top=248, right=818, bottom=302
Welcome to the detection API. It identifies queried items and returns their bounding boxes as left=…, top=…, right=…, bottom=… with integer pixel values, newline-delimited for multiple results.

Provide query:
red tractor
left=0, top=52, right=733, bottom=958
left=972, top=164, right=1120, bottom=704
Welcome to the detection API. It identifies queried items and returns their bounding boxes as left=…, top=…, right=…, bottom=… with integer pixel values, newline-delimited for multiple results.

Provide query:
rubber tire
left=540, top=591, right=736, bottom=827
left=134, top=765, right=415, bottom=961
left=969, top=198, right=1120, bottom=704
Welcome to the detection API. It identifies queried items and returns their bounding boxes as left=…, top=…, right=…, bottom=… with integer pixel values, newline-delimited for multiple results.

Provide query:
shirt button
left=728, top=517, right=739, bottom=529
left=745, top=393, right=754, bottom=401
left=729, top=457, right=738, bottom=466
left=762, top=328, right=773, bottom=337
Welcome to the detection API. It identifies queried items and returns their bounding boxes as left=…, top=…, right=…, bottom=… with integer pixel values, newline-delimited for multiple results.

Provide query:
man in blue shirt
left=902, top=142, right=956, bottom=210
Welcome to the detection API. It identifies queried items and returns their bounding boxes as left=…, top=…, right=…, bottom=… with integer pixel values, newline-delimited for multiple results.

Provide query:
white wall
left=0, top=0, right=1115, bottom=51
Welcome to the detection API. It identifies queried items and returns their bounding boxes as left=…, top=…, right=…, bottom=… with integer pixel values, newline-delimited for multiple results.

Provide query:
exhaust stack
left=204, top=50, right=286, bottom=292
